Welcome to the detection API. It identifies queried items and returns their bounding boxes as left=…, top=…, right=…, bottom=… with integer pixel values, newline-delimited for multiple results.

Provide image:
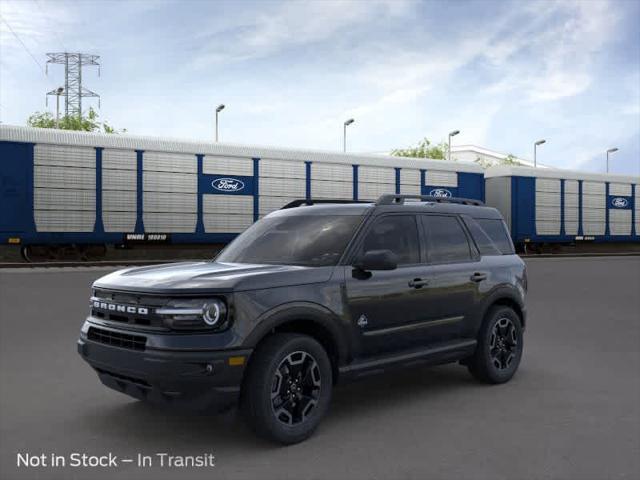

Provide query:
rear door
left=416, top=214, right=484, bottom=340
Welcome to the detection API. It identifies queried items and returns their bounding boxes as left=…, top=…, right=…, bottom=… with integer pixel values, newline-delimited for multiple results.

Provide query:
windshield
left=216, top=215, right=364, bottom=267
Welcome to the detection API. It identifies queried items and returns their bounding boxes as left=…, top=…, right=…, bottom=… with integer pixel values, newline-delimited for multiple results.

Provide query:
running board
left=338, top=339, right=477, bottom=382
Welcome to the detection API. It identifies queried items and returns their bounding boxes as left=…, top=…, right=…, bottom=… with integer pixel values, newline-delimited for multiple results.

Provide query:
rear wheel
left=467, top=306, right=523, bottom=384
left=241, top=333, right=332, bottom=444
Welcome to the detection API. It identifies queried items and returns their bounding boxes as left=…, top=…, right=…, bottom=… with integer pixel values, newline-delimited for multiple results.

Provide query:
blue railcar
left=0, top=125, right=485, bottom=258
left=485, top=165, right=639, bottom=249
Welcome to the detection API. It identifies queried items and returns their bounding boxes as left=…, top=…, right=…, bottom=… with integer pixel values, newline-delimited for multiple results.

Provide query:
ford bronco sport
left=78, top=194, right=527, bottom=444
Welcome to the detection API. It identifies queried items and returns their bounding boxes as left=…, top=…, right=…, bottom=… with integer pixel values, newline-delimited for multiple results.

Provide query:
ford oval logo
left=429, top=188, right=452, bottom=198
left=611, top=197, right=629, bottom=208
left=212, top=178, right=245, bottom=192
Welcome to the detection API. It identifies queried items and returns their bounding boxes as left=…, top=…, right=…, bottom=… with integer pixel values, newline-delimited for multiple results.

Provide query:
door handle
left=470, top=272, right=487, bottom=282
left=409, top=278, right=430, bottom=289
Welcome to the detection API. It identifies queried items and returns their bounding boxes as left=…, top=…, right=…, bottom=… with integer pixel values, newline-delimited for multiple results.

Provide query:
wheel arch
left=481, top=288, right=526, bottom=330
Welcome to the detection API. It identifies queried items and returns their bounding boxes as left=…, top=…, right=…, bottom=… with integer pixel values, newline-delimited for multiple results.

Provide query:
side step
left=338, top=339, right=477, bottom=382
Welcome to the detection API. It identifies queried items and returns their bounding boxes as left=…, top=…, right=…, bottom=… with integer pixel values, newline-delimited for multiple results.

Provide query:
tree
left=27, top=107, right=125, bottom=134
left=474, top=153, right=522, bottom=169
left=391, top=138, right=449, bottom=160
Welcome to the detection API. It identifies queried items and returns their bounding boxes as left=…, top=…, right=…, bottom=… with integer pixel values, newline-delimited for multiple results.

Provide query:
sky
left=0, top=0, right=639, bottom=175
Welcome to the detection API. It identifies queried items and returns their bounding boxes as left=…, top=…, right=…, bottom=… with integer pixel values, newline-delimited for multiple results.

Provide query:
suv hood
left=93, top=261, right=334, bottom=294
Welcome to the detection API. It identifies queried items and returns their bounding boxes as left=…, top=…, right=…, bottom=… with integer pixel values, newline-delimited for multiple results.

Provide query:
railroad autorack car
left=0, top=125, right=484, bottom=260
left=485, top=165, right=639, bottom=251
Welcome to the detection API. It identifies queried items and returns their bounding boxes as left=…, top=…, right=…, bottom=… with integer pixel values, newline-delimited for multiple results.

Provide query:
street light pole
left=448, top=130, right=460, bottom=162
left=343, top=118, right=354, bottom=152
left=606, top=148, right=618, bottom=173
left=215, top=104, right=225, bottom=142
left=55, top=87, right=64, bottom=128
left=534, top=139, right=546, bottom=167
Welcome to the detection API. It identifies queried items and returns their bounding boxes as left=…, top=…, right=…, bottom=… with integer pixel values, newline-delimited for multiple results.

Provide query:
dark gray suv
left=78, top=194, right=527, bottom=444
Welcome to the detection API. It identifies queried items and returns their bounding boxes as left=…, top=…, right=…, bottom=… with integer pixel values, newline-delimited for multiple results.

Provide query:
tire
left=241, top=333, right=333, bottom=444
left=467, top=306, right=523, bottom=384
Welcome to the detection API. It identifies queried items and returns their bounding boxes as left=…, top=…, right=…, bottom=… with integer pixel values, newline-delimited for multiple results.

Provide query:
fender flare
left=242, top=302, right=350, bottom=364
left=479, top=286, right=526, bottom=327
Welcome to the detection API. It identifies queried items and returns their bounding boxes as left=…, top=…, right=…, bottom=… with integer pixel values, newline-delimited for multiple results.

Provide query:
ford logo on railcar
left=611, top=197, right=629, bottom=208
left=429, top=188, right=452, bottom=198
left=212, top=178, right=245, bottom=192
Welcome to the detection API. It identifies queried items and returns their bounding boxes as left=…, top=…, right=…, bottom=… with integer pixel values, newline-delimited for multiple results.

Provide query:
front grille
left=87, top=327, right=146, bottom=351
left=90, top=289, right=167, bottom=330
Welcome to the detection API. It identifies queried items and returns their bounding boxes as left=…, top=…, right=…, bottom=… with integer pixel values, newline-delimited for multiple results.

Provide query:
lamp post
left=55, top=87, right=64, bottom=128
left=606, top=148, right=618, bottom=173
left=215, top=104, right=225, bottom=142
left=343, top=118, right=354, bottom=152
left=448, top=130, right=460, bottom=162
left=533, top=139, right=546, bottom=167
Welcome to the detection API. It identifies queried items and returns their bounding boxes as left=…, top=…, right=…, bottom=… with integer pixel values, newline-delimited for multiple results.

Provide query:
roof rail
left=280, top=198, right=370, bottom=209
left=376, top=194, right=485, bottom=206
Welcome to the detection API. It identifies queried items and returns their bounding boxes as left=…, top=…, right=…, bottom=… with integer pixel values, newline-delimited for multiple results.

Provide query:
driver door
left=344, top=214, right=429, bottom=357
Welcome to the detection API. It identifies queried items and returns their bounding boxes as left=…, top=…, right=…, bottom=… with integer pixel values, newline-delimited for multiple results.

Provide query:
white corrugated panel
left=144, top=192, right=197, bottom=213
left=34, top=165, right=95, bottom=190
left=143, top=171, right=196, bottom=193
left=34, top=189, right=95, bottom=211
left=564, top=180, right=579, bottom=194
left=536, top=221, right=560, bottom=235
left=536, top=178, right=561, bottom=192
left=260, top=177, right=305, bottom=197
left=259, top=196, right=297, bottom=215
left=400, top=183, right=421, bottom=195
left=103, top=169, right=136, bottom=191
left=204, top=214, right=253, bottom=233
left=401, top=169, right=420, bottom=186
left=311, top=180, right=352, bottom=199
left=34, top=144, right=95, bottom=168
left=565, top=222, right=579, bottom=235
left=535, top=191, right=561, bottom=207
left=609, top=183, right=631, bottom=196
left=359, top=166, right=395, bottom=184
left=564, top=193, right=579, bottom=208
left=311, top=163, right=352, bottom=181
left=260, top=159, right=306, bottom=179
left=103, top=211, right=136, bottom=232
left=103, top=190, right=136, bottom=211
left=609, top=209, right=631, bottom=235
left=204, top=156, right=253, bottom=176
left=103, top=149, right=136, bottom=170
left=143, top=213, right=196, bottom=232
left=582, top=181, right=605, bottom=195
left=582, top=194, right=605, bottom=209
left=143, top=151, right=197, bottom=173
left=34, top=210, right=95, bottom=232
left=203, top=195, right=253, bottom=215
left=583, top=209, right=606, bottom=221
left=583, top=222, right=605, bottom=235
left=358, top=182, right=396, bottom=200
left=564, top=207, right=579, bottom=235
left=425, top=170, right=457, bottom=187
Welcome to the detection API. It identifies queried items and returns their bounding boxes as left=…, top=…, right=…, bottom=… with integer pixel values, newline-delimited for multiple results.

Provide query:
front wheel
left=241, top=333, right=332, bottom=444
left=467, top=306, right=523, bottom=384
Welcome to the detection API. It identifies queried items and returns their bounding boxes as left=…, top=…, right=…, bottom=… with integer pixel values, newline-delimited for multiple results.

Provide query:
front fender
left=241, top=302, right=350, bottom=364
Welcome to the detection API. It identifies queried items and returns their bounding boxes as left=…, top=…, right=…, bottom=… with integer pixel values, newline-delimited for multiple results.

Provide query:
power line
left=0, top=14, right=46, bottom=75
left=32, top=0, right=69, bottom=52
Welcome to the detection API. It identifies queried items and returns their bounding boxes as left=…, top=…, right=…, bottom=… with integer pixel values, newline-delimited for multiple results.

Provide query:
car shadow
left=79, top=363, right=484, bottom=450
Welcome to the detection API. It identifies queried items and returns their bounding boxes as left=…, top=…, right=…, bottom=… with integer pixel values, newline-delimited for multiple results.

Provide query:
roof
left=484, top=165, right=639, bottom=184
left=0, top=125, right=484, bottom=174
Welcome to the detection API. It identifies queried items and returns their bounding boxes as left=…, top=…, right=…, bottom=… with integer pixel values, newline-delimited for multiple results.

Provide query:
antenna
left=45, top=53, right=100, bottom=118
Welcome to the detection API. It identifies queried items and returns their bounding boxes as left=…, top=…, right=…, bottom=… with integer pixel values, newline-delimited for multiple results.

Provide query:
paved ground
left=1, top=257, right=639, bottom=480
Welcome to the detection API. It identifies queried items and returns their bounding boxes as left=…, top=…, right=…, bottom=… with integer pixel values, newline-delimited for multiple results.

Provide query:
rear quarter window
left=465, top=217, right=515, bottom=255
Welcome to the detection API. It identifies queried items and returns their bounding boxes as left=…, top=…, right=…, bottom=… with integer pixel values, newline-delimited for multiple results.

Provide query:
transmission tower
left=46, top=53, right=100, bottom=118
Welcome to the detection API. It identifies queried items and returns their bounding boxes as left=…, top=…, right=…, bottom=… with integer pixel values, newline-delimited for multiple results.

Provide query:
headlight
left=156, top=298, right=228, bottom=331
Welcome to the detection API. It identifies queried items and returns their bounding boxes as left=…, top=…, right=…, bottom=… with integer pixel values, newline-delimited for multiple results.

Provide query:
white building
left=450, top=145, right=549, bottom=168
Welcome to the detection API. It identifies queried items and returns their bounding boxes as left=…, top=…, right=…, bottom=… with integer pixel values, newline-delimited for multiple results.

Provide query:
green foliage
left=26, top=108, right=126, bottom=134
left=474, top=153, right=522, bottom=169
left=391, top=138, right=449, bottom=160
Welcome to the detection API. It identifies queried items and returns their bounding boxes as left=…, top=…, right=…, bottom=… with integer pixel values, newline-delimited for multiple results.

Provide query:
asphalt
left=1, top=257, right=639, bottom=480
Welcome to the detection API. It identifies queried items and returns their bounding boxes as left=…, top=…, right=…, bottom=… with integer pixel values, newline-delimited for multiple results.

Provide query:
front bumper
left=78, top=321, right=251, bottom=411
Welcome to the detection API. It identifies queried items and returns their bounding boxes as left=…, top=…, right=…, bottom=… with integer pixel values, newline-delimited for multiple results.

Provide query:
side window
left=421, top=215, right=472, bottom=264
left=462, top=216, right=502, bottom=256
left=360, top=215, right=420, bottom=265
left=476, top=218, right=515, bottom=255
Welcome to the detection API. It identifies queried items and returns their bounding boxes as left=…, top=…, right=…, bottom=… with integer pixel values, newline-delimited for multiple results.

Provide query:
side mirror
left=354, top=249, right=398, bottom=271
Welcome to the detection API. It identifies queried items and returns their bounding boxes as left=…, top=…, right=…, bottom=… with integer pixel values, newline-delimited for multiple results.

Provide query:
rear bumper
left=77, top=323, right=251, bottom=411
